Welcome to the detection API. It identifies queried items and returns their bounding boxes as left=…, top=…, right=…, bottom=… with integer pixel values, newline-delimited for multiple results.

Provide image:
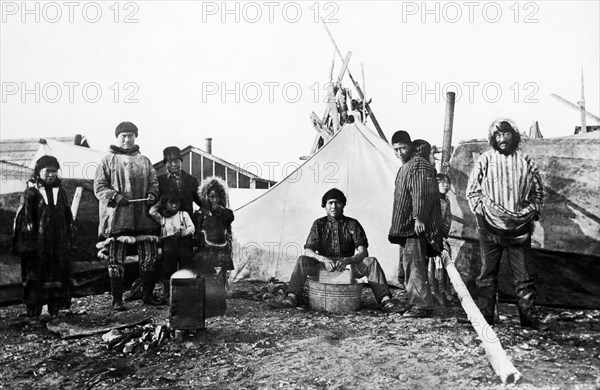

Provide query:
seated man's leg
left=403, top=236, right=433, bottom=310
left=354, top=257, right=391, bottom=304
left=287, top=255, right=320, bottom=300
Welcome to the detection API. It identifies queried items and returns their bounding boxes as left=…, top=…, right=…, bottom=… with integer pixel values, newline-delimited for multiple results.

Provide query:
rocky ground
left=0, top=282, right=599, bottom=390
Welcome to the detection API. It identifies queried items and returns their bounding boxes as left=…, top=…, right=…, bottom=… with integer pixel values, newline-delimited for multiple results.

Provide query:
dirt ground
left=0, top=282, right=599, bottom=390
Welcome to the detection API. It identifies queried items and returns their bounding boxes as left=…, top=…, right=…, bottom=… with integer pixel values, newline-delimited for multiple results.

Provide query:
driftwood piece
left=70, top=186, right=84, bottom=221
left=444, top=259, right=521, bottom=384
left=47, top=316, right=152, bottom=339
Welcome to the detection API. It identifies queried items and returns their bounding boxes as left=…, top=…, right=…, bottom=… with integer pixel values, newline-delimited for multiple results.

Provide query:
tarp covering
left=447, top=132, right=600, bottom=256
left=231, top=121, right=401, bottom=284
left=447, top=132, right=600, bottom=308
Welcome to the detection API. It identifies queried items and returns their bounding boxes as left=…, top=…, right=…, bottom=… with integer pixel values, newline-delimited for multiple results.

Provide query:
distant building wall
left=153, top=148, right=276, bottom=190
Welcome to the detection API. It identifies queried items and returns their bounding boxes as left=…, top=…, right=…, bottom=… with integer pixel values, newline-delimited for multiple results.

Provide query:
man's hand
left=335, top=258, right=348, bottom=271
left=322, top=257, right=337, bottom=272
left=109, top=193, right=129, bottom=208
left=147, top=193, right=157, bottom=207
left=414, top=220, right=425, bottom=235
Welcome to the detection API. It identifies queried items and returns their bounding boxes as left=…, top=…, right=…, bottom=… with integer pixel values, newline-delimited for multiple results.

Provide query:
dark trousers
left=161, top=236, right=194, bottom=281
left=400, top=236, right=433, bottom=309
left=397, top=246, right=406, bottom=285
left=476, top=228, right=537, bottom=325
left=288, top=255, right=391, bottom=303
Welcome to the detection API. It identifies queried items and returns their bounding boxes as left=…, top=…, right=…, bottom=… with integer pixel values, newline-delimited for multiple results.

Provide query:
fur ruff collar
left=110, top=144, right=140, bottom=155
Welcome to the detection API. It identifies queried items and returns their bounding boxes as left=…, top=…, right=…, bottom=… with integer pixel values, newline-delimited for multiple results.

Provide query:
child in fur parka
left=192, top=176, right=235, bottom=282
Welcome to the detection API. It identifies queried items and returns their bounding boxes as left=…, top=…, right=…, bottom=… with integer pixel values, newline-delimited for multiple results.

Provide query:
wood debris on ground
left=0, top=281, right=599, bottom=389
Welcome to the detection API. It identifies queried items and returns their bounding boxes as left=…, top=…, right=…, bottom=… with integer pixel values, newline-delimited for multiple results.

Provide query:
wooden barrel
left=308, top=279, right=363, bottom=314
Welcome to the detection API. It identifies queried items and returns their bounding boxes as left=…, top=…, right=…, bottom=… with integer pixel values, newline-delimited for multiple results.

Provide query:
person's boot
left=110, top=277, right=128, bottom=311
left=141, top=272, right=163, bottom=306
left=518, top=290, right=549, bottom=331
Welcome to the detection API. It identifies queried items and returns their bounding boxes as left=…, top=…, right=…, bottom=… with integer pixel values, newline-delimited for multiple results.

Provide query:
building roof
left=154, top=145, right=276, bottom=185
left=0, top=136, right=89, bottom=167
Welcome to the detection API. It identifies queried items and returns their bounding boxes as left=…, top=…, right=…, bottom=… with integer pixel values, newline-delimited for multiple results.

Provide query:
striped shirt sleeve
left=409, top=160, right=434, bottom=221
left=525, top=156, right=544, bottom=215
left=304, top=220, right=320, bottom=251
left=350, top=220, right=368, bottom=249
left=466, top=155, right=485, bottom=214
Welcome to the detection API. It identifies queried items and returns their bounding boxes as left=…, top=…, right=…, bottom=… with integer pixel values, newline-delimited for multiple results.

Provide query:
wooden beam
left=445, top=259, right=521, bottom=384
left=322, top=51, right=352, bottom=126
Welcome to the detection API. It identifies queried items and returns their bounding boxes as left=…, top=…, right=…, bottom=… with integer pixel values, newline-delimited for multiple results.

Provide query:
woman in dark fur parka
left=12, top=155, right=74, bottom=321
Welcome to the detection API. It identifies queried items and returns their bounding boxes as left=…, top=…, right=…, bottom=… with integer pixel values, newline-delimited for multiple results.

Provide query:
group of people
left=13, top=118, right=548, bottom=331
left=94, top=122, right=235, bottom=311
left=13, top=121, right=236, bottom=318
left=271, top=119, right=548, bottom=330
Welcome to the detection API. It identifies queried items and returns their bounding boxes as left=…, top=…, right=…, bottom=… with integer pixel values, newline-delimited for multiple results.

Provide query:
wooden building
left=153, top=139, right=276, bottom=190
left=0, top=135, right=90, bottom=167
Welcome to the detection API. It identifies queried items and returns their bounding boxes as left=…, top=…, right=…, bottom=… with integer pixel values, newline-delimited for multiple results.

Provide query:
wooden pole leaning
left=444, top=258, right=521, bottom=384
left=321, top=19, right=388, bottom=143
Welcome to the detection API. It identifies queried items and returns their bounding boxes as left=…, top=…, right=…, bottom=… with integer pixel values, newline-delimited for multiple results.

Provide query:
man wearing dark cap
left=94, top=121, right=162, bottom=310
left=158, top=146, right=201, bottom=218
left=390, top=130, right=412, bottom=289
left=155, top=146, right=201, bottom=298
left=389, top=131, right=442, bottom=318
left=271, top=188, right=405, bottom=313
left=467, top=118, right=547, bottom=330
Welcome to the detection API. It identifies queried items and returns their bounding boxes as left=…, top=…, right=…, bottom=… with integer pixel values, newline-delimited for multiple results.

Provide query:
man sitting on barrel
left=270, top=188, right=405, bottom=313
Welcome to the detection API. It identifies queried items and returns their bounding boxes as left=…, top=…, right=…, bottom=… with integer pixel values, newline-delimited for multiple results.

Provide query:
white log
left=444, top=259, right=521, bottom=384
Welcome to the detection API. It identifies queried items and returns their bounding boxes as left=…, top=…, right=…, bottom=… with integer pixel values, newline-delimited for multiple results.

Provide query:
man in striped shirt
left=466, top=118, right=547, bottom=331
left=389, top=131, right=443, bottom=318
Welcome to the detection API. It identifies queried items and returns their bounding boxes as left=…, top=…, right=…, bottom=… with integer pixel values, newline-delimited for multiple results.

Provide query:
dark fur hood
left=197, top=176, right=229, bottom=208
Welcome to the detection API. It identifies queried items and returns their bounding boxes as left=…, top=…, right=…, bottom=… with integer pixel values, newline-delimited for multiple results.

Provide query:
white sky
left=1, top=0, right=599, bottom=181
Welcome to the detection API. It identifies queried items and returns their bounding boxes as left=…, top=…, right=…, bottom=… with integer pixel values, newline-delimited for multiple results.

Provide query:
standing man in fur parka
left=467, top=118, right=547, bottom=330
left=94, top=121, right=162, bottom=310
left=193, top=176, right=235, bottom=282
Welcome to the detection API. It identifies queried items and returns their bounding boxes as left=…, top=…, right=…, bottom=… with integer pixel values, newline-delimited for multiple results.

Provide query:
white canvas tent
left=28, top=139, right=106, bottom=181
left=231, top=121, right=402, bottom=285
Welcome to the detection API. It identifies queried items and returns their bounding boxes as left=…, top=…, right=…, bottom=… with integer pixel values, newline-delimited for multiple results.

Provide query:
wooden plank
left=310, top=112, right=332, bottom=141
left=47, top=316, right=152, bottom=339
left=322, top=52, right=352, bottom=126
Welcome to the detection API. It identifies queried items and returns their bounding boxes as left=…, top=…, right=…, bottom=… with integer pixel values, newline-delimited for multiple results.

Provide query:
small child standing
left=149, top=189, right=195, bottom=300
left=428, top=173, right=455, bottom=306
left=193, top=176, right=234, bottom=284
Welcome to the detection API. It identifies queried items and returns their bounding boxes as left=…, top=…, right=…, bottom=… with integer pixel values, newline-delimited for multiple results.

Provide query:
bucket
left=308, top=278, right=363, bottom=314
left=170, top=276, right=205, bottom=330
